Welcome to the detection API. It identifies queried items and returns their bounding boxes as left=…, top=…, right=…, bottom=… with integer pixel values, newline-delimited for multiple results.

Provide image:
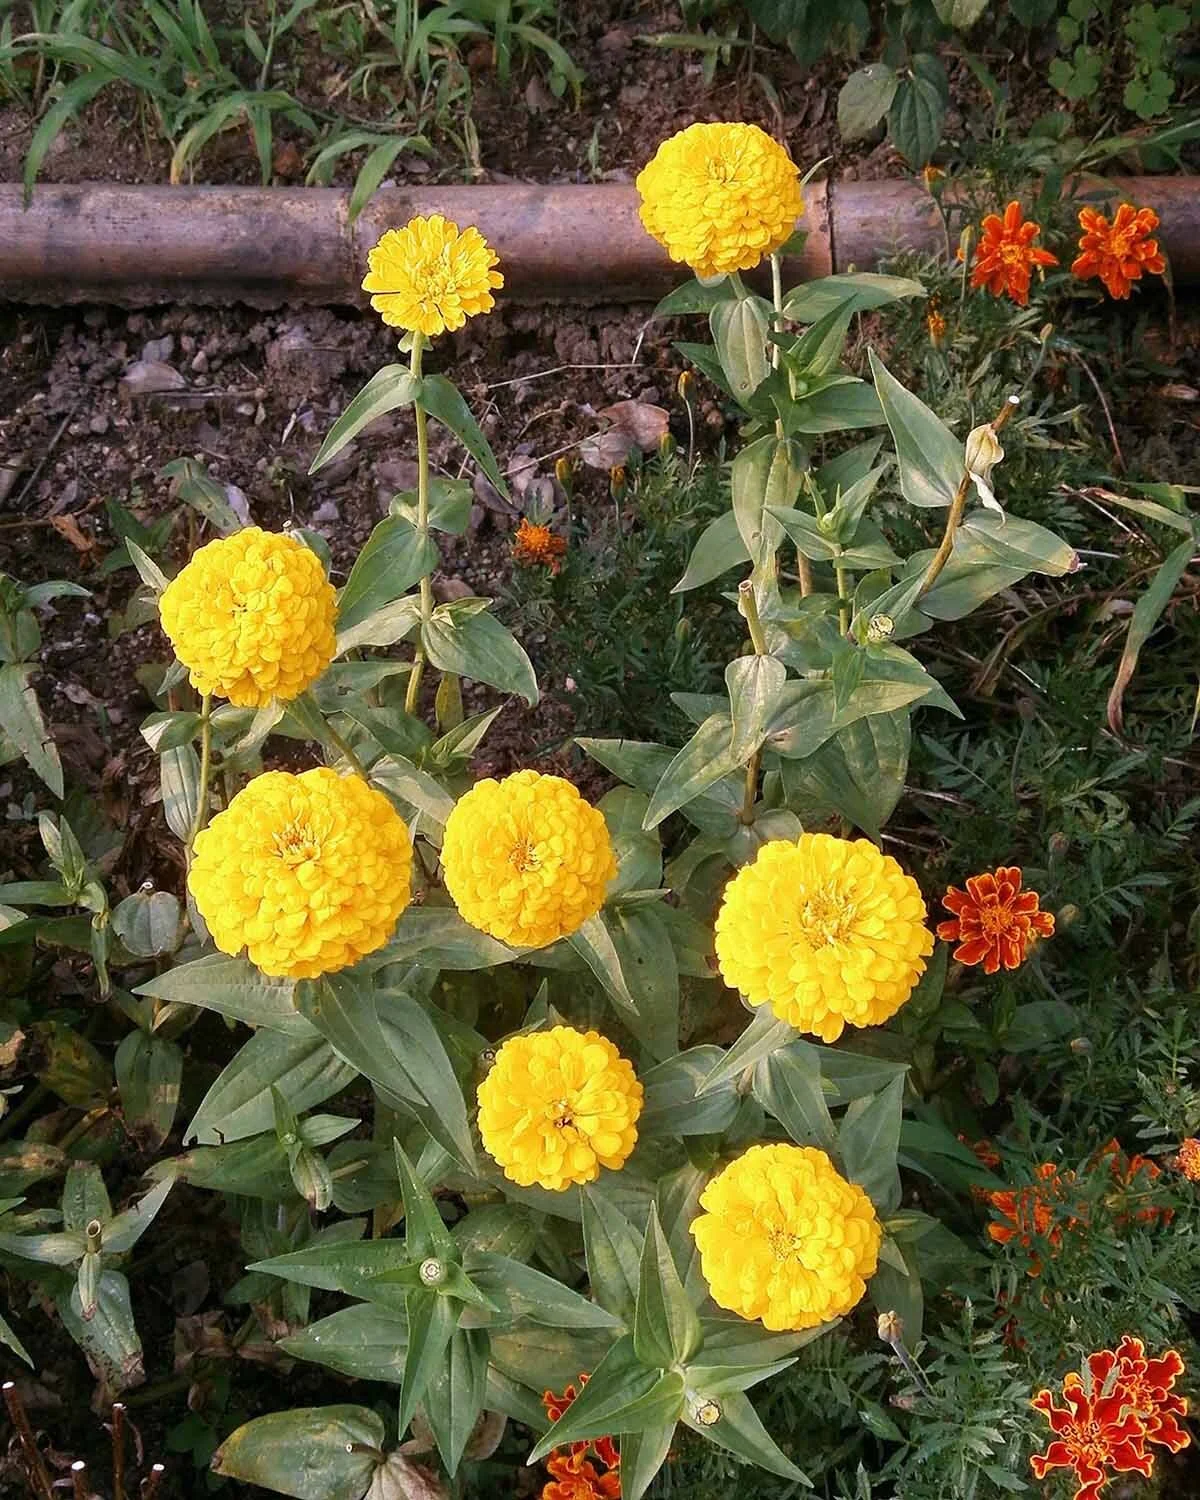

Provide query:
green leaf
left=956, top=511, right=1079, bottom=577
left=423, top=602, right=537, bottom=707
left=838, top=1074, right=905, bottom=1214
left=634, top=1204, right=702, bottom=1367
left=248, top=1239, right=419, bottom=1308
left=159, top=742, right=200, bottom=843
left=102, top=1177, right=174, bottom=1254
left=135, top=953, right=311, bottom=1036
left=673, top=509, right=751, bottom=594
left=62, top=1160, right=112, bottom=1231
left=779, top=707, right=911, bottom=837
left=370, top=906, right=517, bottom=970
left=24, top=73, right=112, bottom=203
left=888, top=73, right=946, bottom=167
left=753, top=1044, right=838, bottom=1154
left=644, top=715, right=739, bottom=830
left=155, top=1136, right=295, bottom=1201
left=697, top=1005, right=797, bottom=1093
left=711, top=296, right=771, bottom=406
left=837, top=64, right=899, bottom=141
left=726, top=654, right=787, bottom=764
left=389, top=477, right=474, bottom=535
left=0, top=1308, right=32, bottom=1366
left=869, top=1250, right=925, bottom=1346
left=213, top=1406, right=386, bottom=1500
left=1107, top=536, right=1193, bottom=733
left=392, top=1139, right=457, bottom=1262
left=334, top=597, right=423, bottom=654
left=399, top=1286, right=460, bottom=1439
left=0, top=663, right=62, bottom=797
left=869, top=350, right=963, bottom=509
left=601, top=787, right=663, bottom=896
left=423, top=1326, right=489, bottom=1475
left=640, top=1048, right=740, bottom=1139
left=655, top=1164, right=709, bottom=1304
left=0, top=1229, right=86, bottom=1266
left=309, top=366, right=419, bottom=474
left=731, top=433, right=803, bottom=572
left=114, top=1030, right=181, bottom=1150
left=653, top=279, right=736, bottom=317
left=933, top=0, right=988, bottom=26
left=684, top=1388, right=808, bottom=1482
left=528, top=1337, right=686, bottom=1461
left=160, top=457, right=241, bottom=533
left=281, top=1304, right=408, bottom=1383
left=618, top=1422, right=677, bottom=1500
left=606, top=904, right=680, bottom=1060
left=783, top=273, right=925, bottom=323
left=788, top=378, right=884, bottom=434
left=59, top=1270, right=143, bottom=1391
left=579, top=737, right=742, bottom=839
left=468, top=1252, right=622, bottom=1329
left=582, top=1187, right=643, bottom=1325
left=337, top=516, right=438, bottom=630
left=139, top=709, right=201, bottom=752
left=111, top=890, right=180, bottom=957
left=186, top=1030, right=356, bottom=1146
left=419, top=374, right=507, bottom=494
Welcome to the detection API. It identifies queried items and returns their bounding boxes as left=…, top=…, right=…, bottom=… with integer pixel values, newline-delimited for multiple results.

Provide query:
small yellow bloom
left=477, top=1025, right=642, bottom=1191
left=189, top=768, right=413, bottom=979
left=691, top=1143, right=881, bottom=1330
left=159, top=528, right=336, bottom=708
left=362, top=214, right=503, bottom=337
left=441, top=770, right=616, bottom=949
left=636, top=122, right=803, bottom=278
left=715, top=833, right=933, bottom=1042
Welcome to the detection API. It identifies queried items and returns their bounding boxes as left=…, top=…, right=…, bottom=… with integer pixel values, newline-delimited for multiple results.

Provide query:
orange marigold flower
left=542, top=1454, right=621, bottom=1500
left=1096, top=1139, right=1171, bottom=1227
left=542, top=1377, right=620, bottom=1476
left=514, top=518, right=567, bottom=574
left=1176, top=1137, right=1200, bottom=1181
left=1031, top=1375, right=1153, bottom=1500
left=965, top=201, right=1058, bottom=306
left=927, top=309, right=947, bottom=346
left=937, top=865, right=1055, bottom=974
left=986, top=1162, right=1075, bottom=1274
left=1090, top=1337, right=1191, bottom=1455
left=1071, top=203, right=1166, bottom=300
left=959, top=1134, right=1001, bottom=1169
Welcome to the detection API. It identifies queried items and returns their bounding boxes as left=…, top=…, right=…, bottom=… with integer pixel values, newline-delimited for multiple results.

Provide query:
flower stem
left=322, top=717, right=370, bottom=781
left=834, top=554, right=850, bottom=634
left=185, top=693, right=212, bottom=859
left=405, top=331, right=433, bottom=717
left=737, top=579, right=768, bottom=825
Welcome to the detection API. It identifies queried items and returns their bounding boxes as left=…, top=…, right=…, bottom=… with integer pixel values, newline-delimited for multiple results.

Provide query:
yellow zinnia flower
left=159, top=528, right=336, bottom=708
left=440, top=770, right=616, bottom=949
left=477, top=1026, right=642, bottom=1191
left=636, top=122, right=803, bottom=279
left=715, top=833, right=933, bottom=1042
left=691, top=1143, right=881, bottom=1330
left=362, top=214, right=504, bottom=337
left=189, top=768, right=413, bottom=980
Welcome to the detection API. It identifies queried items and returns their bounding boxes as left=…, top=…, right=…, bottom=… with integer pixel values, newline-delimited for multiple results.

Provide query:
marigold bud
left=610, top=465, right=627, bottom=502
left=677, top=370, right=695, bottom=404
left=878, top=1310, right=904, bottom=1344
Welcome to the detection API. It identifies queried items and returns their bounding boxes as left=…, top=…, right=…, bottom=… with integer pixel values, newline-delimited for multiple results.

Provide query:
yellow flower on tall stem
left=362, top=214, right=503, bottom=337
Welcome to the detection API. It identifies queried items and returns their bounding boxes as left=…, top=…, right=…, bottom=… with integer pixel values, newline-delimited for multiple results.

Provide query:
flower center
left=796, top=886, right=855, bottom=947
left=273, top=820, right=321, bottom=865
left=414, top=250, right=455, bottom=305
left=548, top=1097, right=575, bottom=1130
left=999, top=240, right=1030, bottom=267
left=978, top=903, right=1015, bottom=937
left=510, top=837, right=540, bottom=874
left=767, top=1226, right=805, bottom=1261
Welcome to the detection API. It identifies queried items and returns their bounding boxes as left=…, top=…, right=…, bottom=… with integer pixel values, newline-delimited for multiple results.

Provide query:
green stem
left=405, top=332, right=433, bottom=717
left=737, top=579, right=768, bottom=825
left=770, top=253, right=783, bottom=373
left=323, top=718, right=370, bottom=781
left=185, top=693, right=212, bottom=859
left=834, top=553, right=850, bottom=635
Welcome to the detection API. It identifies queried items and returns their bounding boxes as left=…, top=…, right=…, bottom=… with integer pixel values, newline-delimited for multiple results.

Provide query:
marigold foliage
left=158, top=527, right=336, bottom=707
left=188, top=768, right=413, bottom=979
left=476, top=1026, right=642, bottom=1191
left=714, top=833, right=933, bottom=1042
left=965, top=200, right=1058, bottom=306
left=362, top=214, right=503, bottom=336
left=441, top=770, right=616, bottom=948
left=691, top=1143, right=881, bottom=1331
left=937, top=865, right=1055, bottom=974
left=636, top=121, right=802, bottom=278
left=1072, top=203, right=1166, bottom=300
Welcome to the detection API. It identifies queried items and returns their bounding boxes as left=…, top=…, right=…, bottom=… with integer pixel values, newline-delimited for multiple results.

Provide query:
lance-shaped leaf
left=213, top=1406, right=386, bottom=1500
left=682, top=1388, right=808, bottom=1482
left=114, top=1030, right=182, bottom=1151
left=187, top=1030, right=356, bottom=1145
left=155, top=1136, right=295, bottom=1201
left=419, top=374, right=507, bottom=494
left=249, top=1238, right=417, bottom=1308
left=59, top=1270, right=143, bottom=1391
left=399, top=1286, right=461, bottom=1440
left=0, top=663, right=63, bottom=798
left=527, top=1336, right=686, bottom=1462
left=639, top=1048, right=740, bottom=1139
left=392, top=1139, right=457, bottom=1263
left=753, top=1044, right=838, bottom=1156
left=634, top=1204, right=702, bottom=1368
left=422, top=1326, right=489, bottom=1475
left=422, top=602, right=537, bottom=707
left=711, top=295, right=771, bottom=406
left=309, top=366, right=419, bottom=474
left=136, top=953, right=311, bottom=1036
left=726, top=654, right=787, bottom=763
left=1107, top=534, right=1194, bottom=733
left=468, top=1251, right=621, bottom=1329
left=619, top=1422, right=677, bottom=1500
left=731, top=433, right=803, bottom=571
left=369, top=907, right=517, bottom=971
left=672, top=510, right=750, bottom=594
left=643, top=715, right=740, bottom=831
left=655, top=1163, right=708, bottom=1305
left=336, top=515, right=439, bottom=631
left=0, top=1308, right=31, bottom=1366
left=0, top=1229, right=86, bottom=1265
left=697, top=1005, right=797, bottom=1094
left=869, top=350, right=963, bottom=509
left=839, top=1074, right=905, bottom=1215
left=582, top=1187, right=643, bottom=1326
left=102, top=1178, right=174, bottom=1254
left=606, top=904, right=679, bottom=1061
left=282, top=1305, right=409, bottom=1383
left=779, top=708, right=911, bottom=839
left=62, top=1161, right=111, bottom=1231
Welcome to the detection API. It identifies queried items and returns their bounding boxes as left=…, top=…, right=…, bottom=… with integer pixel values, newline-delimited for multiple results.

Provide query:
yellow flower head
left=159, top=528, right=336, bottom=708
left=477, top=1026, right=642, bottom=1191
left=362, top=214, right=503, bottom=337
left=636, top=122, right=803, bottom=279
left=691, top=1143, right=881, bottom=1330
left=441, top=770, right=616, bottom=949
left=715, top=833, right=934, bottom=1042
left=189, top=768, right=413, bottom=979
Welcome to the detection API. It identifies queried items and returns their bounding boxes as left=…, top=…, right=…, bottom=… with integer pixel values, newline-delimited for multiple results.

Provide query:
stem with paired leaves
left=738, top=579, right=769, bottom=825
left=916, top=395, right=1019, bottom=602
left=405, top=331, right=434, bottom=716
left=185, top=692, right=212, bottom=859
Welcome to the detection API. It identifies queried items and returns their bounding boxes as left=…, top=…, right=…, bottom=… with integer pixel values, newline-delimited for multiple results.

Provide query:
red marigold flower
left=514, top=518, right=567, bottom=574
left=1175, top=1138, right=1200, bottom=1182
left=542, top=1454, right=621, bottom=1500
left=1071, top=203, right=1166, bottom=300
left=1090, top=1337, right=1191, bottom=1454
left=1095, top=1139, right=1172, bottom=1227
left=1031, top=1376, right=1153, bottom=1500
left=965, top=201, right=1059, bottom=306
left=541, top=1376, right=621, bottom=1487
left=986, top=1162, right=1075, bottom=1274
left=937, top=866, right=1055, bottom=974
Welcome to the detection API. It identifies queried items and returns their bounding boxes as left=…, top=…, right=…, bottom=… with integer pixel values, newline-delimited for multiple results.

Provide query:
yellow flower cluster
left=440, top=770, right=616, bottom=949
left=691, top=1144, right=881, bottom=1330
left=715, top=834, right=933, bottom=1042
left=159, top=528, right=336, bottom=708
left=636, top=122, right=803, bottom=279
left=362, top=214, right=503, bottom=337
left=476, top=1026, right=643, bottom=1191
left=189, top=768, right=413, bottom=979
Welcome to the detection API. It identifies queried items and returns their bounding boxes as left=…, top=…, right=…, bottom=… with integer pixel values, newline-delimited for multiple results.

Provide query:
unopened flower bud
left=867, top=614, right=894, bottom=643
left=555, top=456, right=574, bottom=493
left=817, top=510, right=840, bottom=537
left=289, top=1146, right=333, bottom=1213
left=1057, top=903, right=1080, bottom=929
left=419, top=1257, right=446, bottom=1286
left=677, top=370, right=695, bottom=405
left=1070, top=1037, right=1092, bottom=1055
left=877, top=1310, right=904, bottom=1345
left=692, top=1397, right=721, bottom=1426
left=1048, top=832, right=1070, bottom=861
left=610, top=465, right=627, bottom=502
left=659, top=430, right=676, bottom=457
